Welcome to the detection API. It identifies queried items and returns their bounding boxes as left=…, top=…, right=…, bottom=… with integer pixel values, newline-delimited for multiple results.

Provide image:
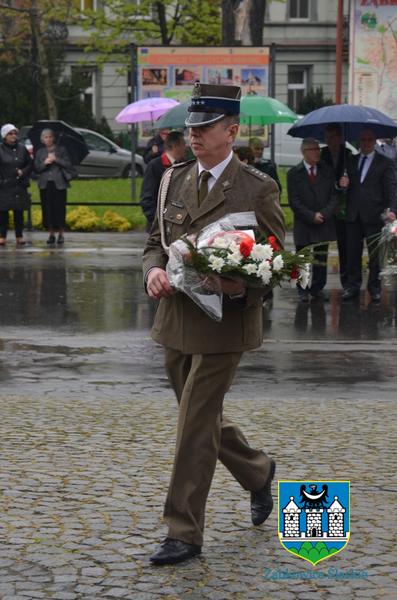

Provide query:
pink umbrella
left=115, top=97, right=179, bottom=124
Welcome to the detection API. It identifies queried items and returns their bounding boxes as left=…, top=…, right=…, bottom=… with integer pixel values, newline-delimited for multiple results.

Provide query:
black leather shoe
left=149, top=538, right=201, bottom=565
left=46, top=235, right=56, bottom=245
left=342, top=289, right=359, bottom=301
left=370, top=292, right=381, bottom=303
left=251, top=459, right=276, bottom=526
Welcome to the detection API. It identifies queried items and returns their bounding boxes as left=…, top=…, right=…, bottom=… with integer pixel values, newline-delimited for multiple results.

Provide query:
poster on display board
left=349, top=0, right=397, bottom=121
left=137, top=46, right=270, bottom=141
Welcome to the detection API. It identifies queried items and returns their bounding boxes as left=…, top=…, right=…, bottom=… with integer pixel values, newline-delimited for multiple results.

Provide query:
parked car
left=18, top=126, right=145, bottom=178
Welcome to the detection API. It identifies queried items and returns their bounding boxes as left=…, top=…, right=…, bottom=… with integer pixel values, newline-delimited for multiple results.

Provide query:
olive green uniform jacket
left=142, top=155, right=285, bottom=354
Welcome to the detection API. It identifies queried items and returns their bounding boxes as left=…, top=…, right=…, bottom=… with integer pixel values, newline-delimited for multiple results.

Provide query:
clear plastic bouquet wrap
left=379, top=219, right=397, bottom=289
left=166, top=212, right=311, bottom=321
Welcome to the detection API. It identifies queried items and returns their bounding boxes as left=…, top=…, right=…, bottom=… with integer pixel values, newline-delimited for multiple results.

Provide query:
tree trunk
left=222, top=0, right=266, bottom=46
left=30, top=2, right=58, bottom=119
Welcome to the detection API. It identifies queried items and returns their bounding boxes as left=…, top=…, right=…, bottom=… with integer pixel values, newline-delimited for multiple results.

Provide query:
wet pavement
left=0, top=232, right=396, bottom=599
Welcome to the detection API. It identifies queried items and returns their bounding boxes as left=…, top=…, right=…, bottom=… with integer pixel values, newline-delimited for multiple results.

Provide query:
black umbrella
left=28, top=120, right=89, bottom=165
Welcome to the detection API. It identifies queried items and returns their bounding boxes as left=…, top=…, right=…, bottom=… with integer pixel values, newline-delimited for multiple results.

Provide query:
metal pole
left=269, top=43, right=276, bottom=164
left=335, top=0, right=344, bottom=104
left=130, top=43, right=137, bottom=201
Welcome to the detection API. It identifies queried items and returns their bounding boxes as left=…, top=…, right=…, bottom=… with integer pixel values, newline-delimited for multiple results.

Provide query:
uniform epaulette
left=242, top=164, right=269, bottom=181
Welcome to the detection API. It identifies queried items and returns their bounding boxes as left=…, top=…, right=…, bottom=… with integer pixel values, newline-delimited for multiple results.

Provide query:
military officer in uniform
left=143, top=83, right=285, bottom=565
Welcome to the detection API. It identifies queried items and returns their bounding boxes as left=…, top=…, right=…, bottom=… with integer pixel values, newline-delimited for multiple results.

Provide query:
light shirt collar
left=303, top=160, right=317, bottom=174
left=197, top=151, right=234, bottom=191
left=360, top=150, right=375, bottom=160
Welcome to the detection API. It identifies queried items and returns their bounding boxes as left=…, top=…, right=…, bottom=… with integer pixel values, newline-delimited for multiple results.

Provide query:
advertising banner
left=137, top=46, right=269, bottom=139
left=349, top=0, right=397, bottom=121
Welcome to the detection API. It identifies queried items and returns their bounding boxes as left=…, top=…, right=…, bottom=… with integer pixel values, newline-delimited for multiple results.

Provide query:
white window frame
left=287, top=66, right=310, bottom=112
left=288, top=0, right=310, bottom=21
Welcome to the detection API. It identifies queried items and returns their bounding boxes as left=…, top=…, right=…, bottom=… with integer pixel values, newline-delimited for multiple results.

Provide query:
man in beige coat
left=143, top=83, right=285, bottom=565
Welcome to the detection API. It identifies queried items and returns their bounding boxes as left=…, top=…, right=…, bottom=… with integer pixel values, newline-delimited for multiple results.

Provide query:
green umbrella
left=240, top=95, right=298, bottom=138
left=240, top=95, right=298, bottom=124
left=153, top=101, right=190, bottom=130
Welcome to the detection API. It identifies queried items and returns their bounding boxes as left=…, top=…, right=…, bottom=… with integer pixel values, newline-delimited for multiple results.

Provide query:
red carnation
left=290, top=267, right=299, bottom=280
left=268, top=235, right=280, bottom=251
left=240, top=238, right=255, bottom=257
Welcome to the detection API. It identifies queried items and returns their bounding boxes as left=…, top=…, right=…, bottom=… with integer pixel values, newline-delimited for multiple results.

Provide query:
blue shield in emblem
left=278, top=480, right=350, bottom=565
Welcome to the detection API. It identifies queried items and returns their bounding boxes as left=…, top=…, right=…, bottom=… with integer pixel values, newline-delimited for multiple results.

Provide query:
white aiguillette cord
left=157, top=167, right=175, bottom=254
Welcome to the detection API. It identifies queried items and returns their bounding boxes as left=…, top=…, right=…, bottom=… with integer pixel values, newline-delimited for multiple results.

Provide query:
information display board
left=137, top=46, right=270, bottom=139
left=349, top=1, right=397, bottom=121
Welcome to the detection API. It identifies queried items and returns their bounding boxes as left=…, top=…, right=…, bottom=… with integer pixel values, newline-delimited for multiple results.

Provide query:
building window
left=288, top=0, right=309, bottom=20
left=71, top=66, right=96, bottom=115
left=288, top=66, right=310, bottom=112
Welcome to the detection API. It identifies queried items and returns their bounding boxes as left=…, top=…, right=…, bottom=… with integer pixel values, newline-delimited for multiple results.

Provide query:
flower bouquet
left=166, top=212, right=311, bottom=321
left=378, top=219, right=397, bottom=288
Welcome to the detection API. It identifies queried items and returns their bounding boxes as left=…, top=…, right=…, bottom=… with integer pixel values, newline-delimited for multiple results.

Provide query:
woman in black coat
left=34, top=129, right=74, bottom=245
left=0, top=123, right=33, bottom=246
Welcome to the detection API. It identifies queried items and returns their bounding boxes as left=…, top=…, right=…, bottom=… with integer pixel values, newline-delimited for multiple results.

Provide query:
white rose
left=211, top=236, right=229, bottom=249
left=243, top=263, right=258, bottom=275
left=272, top=255, right=284, bottom=272
left=299, top=264, right=311, bottom=289
left=228, top=251, right=243, bottom=266
left=257, top=260, right=272, bottom=285
left=251, top=243, right=273, bottom=261
left=208, top=255, right=225, bottom=273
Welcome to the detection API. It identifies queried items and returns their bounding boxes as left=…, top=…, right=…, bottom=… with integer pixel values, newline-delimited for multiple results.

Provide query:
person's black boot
left=251, top=459, right=276, bottom=526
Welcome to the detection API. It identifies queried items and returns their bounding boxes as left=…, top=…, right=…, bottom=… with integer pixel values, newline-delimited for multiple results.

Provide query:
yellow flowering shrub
left=101, top=210, right=131, bottom=232
left=67, top=206, right=101, bottom=231
left=31, top=209, right=43, bottom=229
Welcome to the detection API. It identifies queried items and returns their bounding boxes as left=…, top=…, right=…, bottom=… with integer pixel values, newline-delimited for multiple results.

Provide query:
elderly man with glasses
left=287, top=138, right=338, bottom=302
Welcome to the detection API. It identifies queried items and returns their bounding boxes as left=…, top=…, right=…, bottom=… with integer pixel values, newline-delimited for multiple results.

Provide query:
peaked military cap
left=185, top=82, right=241, bottom=128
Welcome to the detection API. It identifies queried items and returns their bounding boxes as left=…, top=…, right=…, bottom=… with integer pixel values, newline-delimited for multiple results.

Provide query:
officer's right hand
left=147, top=268, right=174, bottom=299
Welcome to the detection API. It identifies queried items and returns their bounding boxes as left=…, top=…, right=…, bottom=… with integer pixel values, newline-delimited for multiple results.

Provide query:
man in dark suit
left=339, top=129, right=397, bottom=302
left=140, top=131, right=186, bottom=231
left=143, top=83, right=284, bottom=565
left=320, top=124, right=351, bottom=289
left=287, top=138, right=338, bottom=302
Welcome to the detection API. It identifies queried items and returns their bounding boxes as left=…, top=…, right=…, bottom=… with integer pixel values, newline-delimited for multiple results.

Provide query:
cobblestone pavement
left=0, top=236, right=396, bottom=599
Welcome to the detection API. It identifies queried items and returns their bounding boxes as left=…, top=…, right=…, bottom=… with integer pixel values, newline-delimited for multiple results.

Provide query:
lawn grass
left=29, top=171, right=293, bottom=230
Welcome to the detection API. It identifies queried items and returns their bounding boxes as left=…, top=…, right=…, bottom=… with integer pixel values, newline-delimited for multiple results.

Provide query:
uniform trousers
left=163, top=347, right=271, bottom=547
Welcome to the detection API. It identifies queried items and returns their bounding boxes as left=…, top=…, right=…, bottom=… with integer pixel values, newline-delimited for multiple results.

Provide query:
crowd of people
left=0, top=123, right=73, bottom=246
left=141, top=120, right=397, bottom=305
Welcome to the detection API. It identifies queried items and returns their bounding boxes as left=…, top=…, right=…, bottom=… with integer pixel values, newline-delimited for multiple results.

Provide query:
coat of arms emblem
left=278, top=480, right=350, bottom=565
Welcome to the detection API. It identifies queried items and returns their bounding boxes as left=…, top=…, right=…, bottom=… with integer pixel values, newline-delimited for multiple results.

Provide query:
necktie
left=358, top=155, right=367, bottom=182
left=309, top=165, right=316, bottom=183
left=198, top=170, right=211, bottom=205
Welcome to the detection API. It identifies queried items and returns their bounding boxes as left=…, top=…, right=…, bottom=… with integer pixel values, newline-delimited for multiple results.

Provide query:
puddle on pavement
left=0, top=256, right=396, bottom=341
left=0, top=262, right=155, bottom=333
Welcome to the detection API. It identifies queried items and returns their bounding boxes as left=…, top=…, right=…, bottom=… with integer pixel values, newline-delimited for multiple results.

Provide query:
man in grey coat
left=287, top=138, right=338, bottom=301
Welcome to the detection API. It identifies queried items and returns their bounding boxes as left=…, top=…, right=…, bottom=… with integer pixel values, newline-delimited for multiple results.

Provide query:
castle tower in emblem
left=283, top=497, right=301, bottom=538
left=280, top=484, right=348, bottom=542
left=306, top=508, right=323, bottom=538
left=327, top=496, right=345, bottom=537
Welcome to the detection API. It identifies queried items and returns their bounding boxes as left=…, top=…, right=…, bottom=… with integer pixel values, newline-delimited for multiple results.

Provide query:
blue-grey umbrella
left=287, top=104, right=397, bottom=141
